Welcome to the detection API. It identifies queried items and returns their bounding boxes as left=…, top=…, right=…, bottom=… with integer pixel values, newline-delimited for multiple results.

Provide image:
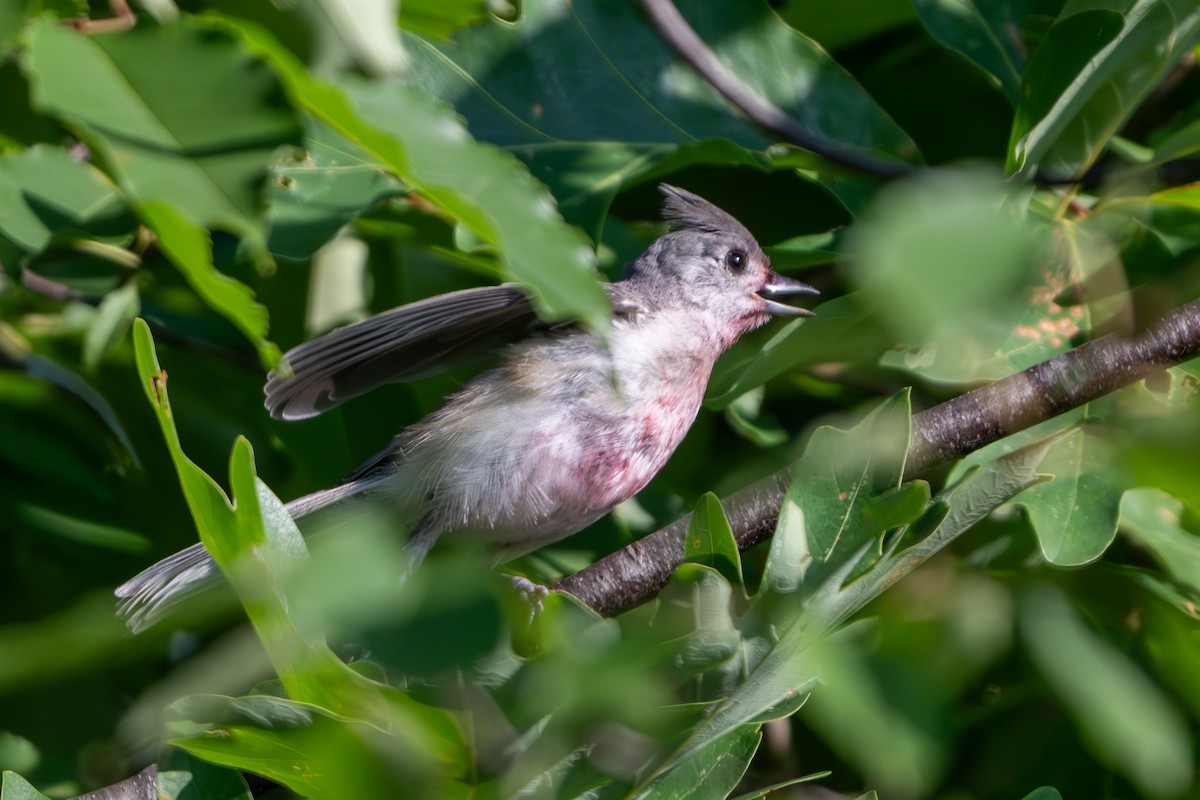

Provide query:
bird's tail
left=115, top=480, right=380, bottom=632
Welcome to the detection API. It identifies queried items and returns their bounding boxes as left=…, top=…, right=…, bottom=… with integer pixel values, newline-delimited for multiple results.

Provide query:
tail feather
left=114, top=542, right=217, bottom=634
left=115, top=476, right=388, bottom=632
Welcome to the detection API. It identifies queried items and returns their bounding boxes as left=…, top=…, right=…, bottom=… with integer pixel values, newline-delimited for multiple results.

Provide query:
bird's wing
left=265, top=283, right=538, bottom=420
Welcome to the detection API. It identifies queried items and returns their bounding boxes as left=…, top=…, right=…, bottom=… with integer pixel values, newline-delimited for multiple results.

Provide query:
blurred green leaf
left=852, top=168, right=1057, bottom=382
left=1008, top=0, right=1200, bottom=177
left=724, top=387, right=789, bottom=448
left=400, top=0, right=492, bottom=38
left=15, top=503, right=148, bottom=553
left=82, top=280, right=139, bottom=372
left=1015, top=428, right=1121, bottom=566
left=0, top=735, right=38, bottom=778
left=0, top=772, right=50, bottom=800
left=1020, top=788, right=1064, bottom=800
left=1019, top=583, right=1192, bottom=797
left=170, top=694, right=442, bottom=799
left=1142, top=597, right=1200, bottom=721
left=1120, top=488, right=1200, bottom=592
left=801, top=632, right=940, bottom=798
left=140, top=203, right=277, bottom=367
left=22, top=352, right=139, bottom=465
left=0, top=145, right=129, bottom=255
left=24, top=16, right=300, bottom=240
left=225, top=15, right=610, bottom=331
left=294, top=0, right=406, bottom=76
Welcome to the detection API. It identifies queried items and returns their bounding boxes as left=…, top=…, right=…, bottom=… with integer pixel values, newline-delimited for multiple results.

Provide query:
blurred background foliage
left=2, top=0, right=1200, bottom=798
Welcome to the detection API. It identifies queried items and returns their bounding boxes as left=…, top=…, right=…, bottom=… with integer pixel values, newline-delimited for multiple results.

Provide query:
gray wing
left=265, top=283, right=538, bottom=420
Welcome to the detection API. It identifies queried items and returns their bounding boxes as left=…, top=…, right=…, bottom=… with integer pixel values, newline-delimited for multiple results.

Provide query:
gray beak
left=758, top=273, right=819, bottom=317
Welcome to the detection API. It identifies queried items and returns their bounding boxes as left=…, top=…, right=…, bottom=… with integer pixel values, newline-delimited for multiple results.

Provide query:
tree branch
left=637, top=0, right=911, bottom=181
left=556, top=298, right=1200, bottom=616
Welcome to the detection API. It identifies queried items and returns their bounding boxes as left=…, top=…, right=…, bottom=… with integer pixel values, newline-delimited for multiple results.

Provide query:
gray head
left=623, top=185, right=817, bottom=344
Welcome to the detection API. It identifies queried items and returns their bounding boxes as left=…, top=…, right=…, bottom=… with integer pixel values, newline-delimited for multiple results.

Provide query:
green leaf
left=724, top=387, right=789, bottom=448
left=1142, top=596, right=1200, bottom=721
left=684, top=493, right=744, bottom=587
left=760, top=484, right=812, bottom=597
left=912, top=0, right=1035, bottom=102
left=1119, top=488, right=1200, bottom=593
left=131, top=319, right=466, bottom=758
left=1019, top=583, right=1192, bottom=797
left=788, top=391, right=911, bottom=575
left=22, top=353, right=139, bottom=466
left=402, top=0, right=917, bottom=229
left=0, top=145, right=129, bottom=254
left=800, top=632, right=940, bottom=797
left=23, top=16, right=298, bottom=360
left=655, top=564, right=742, bottom=674
left=707, top=294, right=888, bottom=409
left=850, top=168, right=1058, bottom=383
left=24, top=16, right=301, bottom=240
left=0, top=735, right=38, bottom=778
left=1153, top=117, right=1200, bottom=163
left=1008, top=1, right=1200, bottom=177
left=632, top=725, right=760, bottom=800
left=82, top=280, right=140, bottom=372
left=224, top=15, right=610, bottom=331
left=140, top=203, right=277, bottom=368
left=157, top=748, right=252, bottom=800
left=0, top=772, right=51, bottom=800
left=862, top=481, right=931, bottom=533
left=400, top=0, right=492, bottom=38
left=1019, top=788, right=1064, bottom=800
left=266, top=123, right=403, bottom=260
left=1014, top=428, right=1121, bottom=566
left=649, top=402, right=1055, bottom=787
left=169, top=695, right=440, bottom=799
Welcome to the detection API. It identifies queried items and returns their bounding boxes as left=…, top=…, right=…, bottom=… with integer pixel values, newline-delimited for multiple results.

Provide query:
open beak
left=758, top=273, right=819, bottom=317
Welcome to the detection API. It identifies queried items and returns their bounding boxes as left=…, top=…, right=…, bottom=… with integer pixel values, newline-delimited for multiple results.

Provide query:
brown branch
left=637, top=0, right=911, bottom=181
left=556, top=298, right=1200, bottom=616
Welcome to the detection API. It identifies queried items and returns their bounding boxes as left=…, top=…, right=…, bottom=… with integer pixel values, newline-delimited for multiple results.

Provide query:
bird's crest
left=659, top=184, right=754, bottom=242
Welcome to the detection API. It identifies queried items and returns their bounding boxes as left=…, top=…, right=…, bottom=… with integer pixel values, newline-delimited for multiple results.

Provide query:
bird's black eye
left=725, top=250, right=747, bottom=272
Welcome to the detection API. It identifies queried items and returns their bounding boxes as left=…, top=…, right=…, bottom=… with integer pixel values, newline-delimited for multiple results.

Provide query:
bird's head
left=623, top=184, right=818, bottom=345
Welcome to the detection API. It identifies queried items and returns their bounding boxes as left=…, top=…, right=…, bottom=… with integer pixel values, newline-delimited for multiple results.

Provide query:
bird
left=115, top=184, right=818, bottom=631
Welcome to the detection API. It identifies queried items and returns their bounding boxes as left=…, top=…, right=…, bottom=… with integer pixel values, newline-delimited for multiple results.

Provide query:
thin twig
left=638, top=0, right=911, bottom=181
left=556, top=298, right=1200, bottom=616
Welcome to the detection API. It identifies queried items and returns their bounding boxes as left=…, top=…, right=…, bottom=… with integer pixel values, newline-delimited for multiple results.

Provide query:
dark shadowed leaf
left=402, top=0, right=916, bottom=228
